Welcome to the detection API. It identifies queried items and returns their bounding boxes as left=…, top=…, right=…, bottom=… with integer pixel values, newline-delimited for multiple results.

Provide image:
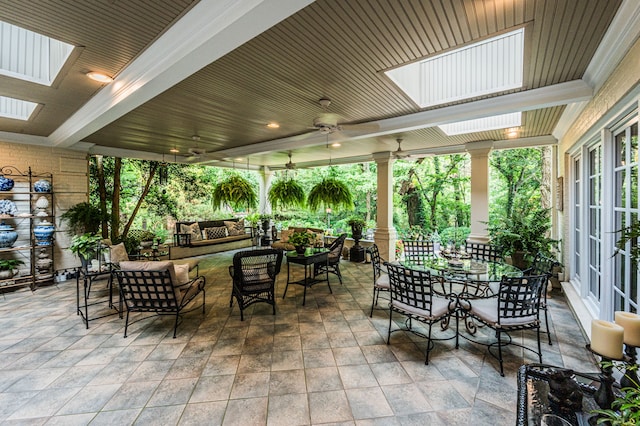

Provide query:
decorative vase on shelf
left=35, top=196, right=49, bottom=217
left=34, top=220, right=55, bottom=246
left=33, top=179, right=52, bottom=193
left=0, top=222, right=18, bottom=248
left=0, top=176, right=14, bottom=191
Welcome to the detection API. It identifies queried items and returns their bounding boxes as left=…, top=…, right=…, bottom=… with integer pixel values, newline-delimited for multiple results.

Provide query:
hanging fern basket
left=307, top=177, right=354, bottom=211
left=268, top=178, right=305, bottom=210
left=211, top=174, right=258, bottom=211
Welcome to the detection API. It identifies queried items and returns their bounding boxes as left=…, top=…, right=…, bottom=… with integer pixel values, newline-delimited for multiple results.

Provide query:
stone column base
left=373, top=227, right=398, bottom=261
left=466, top=233, right=490, bottom=244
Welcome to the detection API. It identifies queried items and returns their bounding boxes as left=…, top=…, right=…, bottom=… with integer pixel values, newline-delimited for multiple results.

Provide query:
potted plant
left=307, top=177, right=353, bottom=211
left=211, top=174, right=258, bottom=211
left=288, top=231, right=315, bottom=255
left=60, top=202, right=106, bottom=235
left=69, top=233, right=107, bottom=269
left=347, top=217, right=367, bottom=262
left=268, top=178, right=305, bottom=210
left=0, top=259, right=24, bottom=279
left=487, top=208, right=558, bottom=269
left=259, top=214, right=273, bottom=234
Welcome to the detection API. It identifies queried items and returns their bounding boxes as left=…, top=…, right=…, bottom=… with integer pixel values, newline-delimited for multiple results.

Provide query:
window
left=587, top=144, right=602, bottom=303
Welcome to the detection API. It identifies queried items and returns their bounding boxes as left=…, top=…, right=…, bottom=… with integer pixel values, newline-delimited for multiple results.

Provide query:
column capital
left=465, top=140, right=494, bottom=156
left=372, top=151, right=395, bottom=163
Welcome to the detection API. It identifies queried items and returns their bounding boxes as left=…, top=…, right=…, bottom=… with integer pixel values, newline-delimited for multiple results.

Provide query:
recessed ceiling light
left=331, top=142, right=341, bottom=147
left=267, top=122, right=280, bottom=129
left=235, top=157, right=244, bottom=162
left=506, top=128, right=519, bottom=138
left=169, top=148, right=179, bottom=153
left=86, top=71, right=113, bottom=83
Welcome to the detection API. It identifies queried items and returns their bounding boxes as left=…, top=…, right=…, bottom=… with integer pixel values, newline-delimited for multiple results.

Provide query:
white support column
left=373, top=152, right=397, bottom=261
left=259, top=166, right=273, bottom=214
left=466, top=142, right=493, bottom=243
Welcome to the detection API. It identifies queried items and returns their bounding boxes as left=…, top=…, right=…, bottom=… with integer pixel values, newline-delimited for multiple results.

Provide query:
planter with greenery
left=61, top=202, right=106, bottom=235
left=212, top=174, right=258, bottom=211
left=347, top=217, right=366, bottom=262
left=487, top=208, right=558, bottom=269
left=0, top=259, right=24, bottom=279
left=288, top=231, right=315, bottom=254
left=69, top=233, right=107, bottom=269
left=307, top=177, right=353, bottom=211
left=268, top=178, right=305, bottom=210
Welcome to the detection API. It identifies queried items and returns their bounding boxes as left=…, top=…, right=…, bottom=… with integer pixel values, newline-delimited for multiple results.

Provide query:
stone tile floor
left=0, top=250, right=597, bottom=425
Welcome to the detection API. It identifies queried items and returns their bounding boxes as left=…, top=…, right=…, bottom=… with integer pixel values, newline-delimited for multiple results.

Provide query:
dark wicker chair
left=368, top=244, right=390, bottom=317
left=115, top=261, right=206, bottom=338
left=461, top=274, right=547, bottom=376
left=402, top=240, right=435, bottom=264
left=229, top=249, right=283, bottom=321
left=464, top=241, right=503, bottom=262
left=386, top=262, right=453, bottom=365
left=524, top=252, right=562, bottom=345
left=314, top=234, right=347, bottom=285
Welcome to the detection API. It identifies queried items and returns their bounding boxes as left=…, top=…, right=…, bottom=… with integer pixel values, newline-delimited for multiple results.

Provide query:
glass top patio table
left=399, top=255, right=522, bottom=283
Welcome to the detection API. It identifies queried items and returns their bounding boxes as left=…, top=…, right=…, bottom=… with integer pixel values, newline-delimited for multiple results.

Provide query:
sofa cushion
left=204, top=226, right=227, bottom=239
left=280, top=229, right=293, bottom=243
left=173, top=263, right=190, bottom=284
left=109, top=242, right=129, bottom=265
left=224, top=219, right=245, bottom=236
left=180, top=222, right=202, bottom=241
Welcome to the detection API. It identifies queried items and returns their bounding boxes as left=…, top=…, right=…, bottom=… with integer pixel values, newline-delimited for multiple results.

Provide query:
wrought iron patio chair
left=402, top=240, right=435, bottom=264
left=313, top=233, right=346, bottom=285
left=368, top=244, right=390, bottom=317
left=115, top=261, right=206, bottom=338
left=459, top=274, right=547, bottom=376
left=465, top=241, right=503, bottom=262
left=386, top=262, right=454, bottom=365
left=524, top=252, right=562, bottom=345
left=228, top=248, right=283, bottom=321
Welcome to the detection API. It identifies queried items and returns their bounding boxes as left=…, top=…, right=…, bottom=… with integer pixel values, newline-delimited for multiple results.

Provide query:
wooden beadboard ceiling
left=0, top=0, right=622, bottom=168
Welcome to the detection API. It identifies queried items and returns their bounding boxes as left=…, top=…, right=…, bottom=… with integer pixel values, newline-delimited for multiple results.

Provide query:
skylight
left=0, top=20, right=74, bottom=86
left=0, top=96, right=37, bottom=121
left=386, top=28, right=524, bottom=108
left=439, top=112, right=522, bottom=136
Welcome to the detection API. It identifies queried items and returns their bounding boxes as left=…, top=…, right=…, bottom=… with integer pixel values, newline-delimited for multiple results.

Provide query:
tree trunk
left=95, top=155, right=109, bottom=238
left=110, top=158, right=122, bottom=241
left=122, top=162, right=158, bottom=238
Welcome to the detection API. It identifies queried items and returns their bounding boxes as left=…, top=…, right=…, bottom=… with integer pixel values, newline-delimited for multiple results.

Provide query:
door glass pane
left=616, top=131, right=626, bottom=167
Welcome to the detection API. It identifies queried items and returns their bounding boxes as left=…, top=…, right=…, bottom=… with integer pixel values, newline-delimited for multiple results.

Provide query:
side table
left=76, top=266, right=120, bottom=329
left=283, top=248, right=330, bottom=305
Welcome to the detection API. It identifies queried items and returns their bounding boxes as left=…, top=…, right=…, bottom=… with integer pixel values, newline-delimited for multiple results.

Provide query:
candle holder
left=621, top=344, right=640, bottom=389
left=587, top=344, right=622, bottom=410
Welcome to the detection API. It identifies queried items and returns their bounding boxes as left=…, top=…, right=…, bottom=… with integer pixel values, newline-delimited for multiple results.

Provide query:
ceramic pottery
left=33, top=179, right=52, bottom=193
left=0, top=222, right=18, bottom=248
left=34, top=220, right=55, bottom=246
left=0, top=176, right=14, bottom=191
left=35, top=196, right=49, bottom=210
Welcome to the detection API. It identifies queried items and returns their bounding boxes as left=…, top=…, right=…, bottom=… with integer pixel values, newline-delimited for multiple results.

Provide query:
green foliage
left=487, top=208, right=558, bottom=261
left=288, top=231, right=315, bottom=247
left=439, top=226, right=470, bottom=247
left=69, top=233, right=107, bottom=259
left=268, top=178, right=305, bottom=209
left=592, top=362, right=640, bottom=425
left=61, top=202, right=106, bottom=235
left=615, top=221, right=640, bottom=265
left=307, top=177, right=354, bottom=211
left=211, top=174, right=258, bottom=211
left=0, top=259, right=24, bottom=271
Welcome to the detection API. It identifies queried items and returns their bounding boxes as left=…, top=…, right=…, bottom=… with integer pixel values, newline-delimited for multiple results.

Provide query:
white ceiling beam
left=218, top=80, right=592, bottom=158
left=49, top=0, right=314, bottom=148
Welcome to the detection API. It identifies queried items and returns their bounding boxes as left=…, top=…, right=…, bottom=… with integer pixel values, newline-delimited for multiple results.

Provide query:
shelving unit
left=0, top=166, right=54, bottom=291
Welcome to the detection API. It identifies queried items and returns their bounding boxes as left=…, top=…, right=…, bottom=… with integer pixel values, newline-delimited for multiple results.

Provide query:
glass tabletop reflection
left=399, top=255, right=522, bottom=283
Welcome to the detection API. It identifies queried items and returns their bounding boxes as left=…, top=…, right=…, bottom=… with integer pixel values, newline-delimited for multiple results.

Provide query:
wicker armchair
left=229, top=249, right=283, bottom=321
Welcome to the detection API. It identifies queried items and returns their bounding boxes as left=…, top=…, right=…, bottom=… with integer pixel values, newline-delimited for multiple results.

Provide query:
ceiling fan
left=392, top=138, right=411, bottom=159
left=184, top=135, right=218, bottom=162
left=285, top=152, right=296, bottom=170
left=299, top=98, right=379, bottom=139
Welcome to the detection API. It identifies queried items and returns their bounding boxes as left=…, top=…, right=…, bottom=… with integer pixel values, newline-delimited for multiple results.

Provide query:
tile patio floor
left=0, top=250, right=597, bottom=425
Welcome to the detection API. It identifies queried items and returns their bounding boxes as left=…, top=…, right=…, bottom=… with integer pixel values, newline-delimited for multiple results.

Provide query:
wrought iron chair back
left=524, top=252, right=561, bottom=345
left=464, top=241, right=503, bottom=262
left=314, top=233, right=347, bottom=284
left=402, top=240, right=435, bottom=264
left=229, top=248, right=283, bottom=321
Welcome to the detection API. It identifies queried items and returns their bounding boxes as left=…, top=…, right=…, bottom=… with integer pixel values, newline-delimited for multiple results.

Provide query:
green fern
left=307, top=177, right=354, bottom=211
left=268, top=178, right=305, bottom=210
left=212, top=174, right=258, bottom=211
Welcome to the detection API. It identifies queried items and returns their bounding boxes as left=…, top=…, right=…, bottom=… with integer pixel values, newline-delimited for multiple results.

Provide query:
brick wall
left=0, top=141, right=89, bottom=271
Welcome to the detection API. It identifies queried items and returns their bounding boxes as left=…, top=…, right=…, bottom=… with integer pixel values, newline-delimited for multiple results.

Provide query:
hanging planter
left=212, top=174, right=258, bottom=211
left=307, top=177, right=353, bottom=211
left=268, top=178, right=305, bottom=210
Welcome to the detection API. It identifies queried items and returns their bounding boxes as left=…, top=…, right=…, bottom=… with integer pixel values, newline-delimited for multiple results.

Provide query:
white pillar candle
left=590, top=319, right=624, bottom=359
left=615, top=311, right=640, bottom=347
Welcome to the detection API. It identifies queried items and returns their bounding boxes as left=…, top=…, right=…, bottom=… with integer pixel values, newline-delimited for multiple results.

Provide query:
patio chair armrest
left=175, top=275, right=206, bottom=305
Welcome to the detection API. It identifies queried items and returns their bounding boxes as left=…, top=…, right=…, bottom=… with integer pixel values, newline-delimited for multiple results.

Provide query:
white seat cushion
left=469, top=297, right=536, bottom=327
left=392, top=295, right=451, bottom=320
left=375, top=273, right=390, bottom=289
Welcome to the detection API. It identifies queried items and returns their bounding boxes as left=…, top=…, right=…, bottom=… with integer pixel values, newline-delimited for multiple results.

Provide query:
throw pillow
left=173, top=263, right=190, bottom=284
left=180, top=222, right=202, bottom=241
left=205, top=226, right=227, bottom=239
left=224, top=219, right=245, bottom=236
left=109, top=242, right=129, bottom=265
left=280, top=229, right=293, bottom=243
left=307, top=229, right=325, bottom=247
